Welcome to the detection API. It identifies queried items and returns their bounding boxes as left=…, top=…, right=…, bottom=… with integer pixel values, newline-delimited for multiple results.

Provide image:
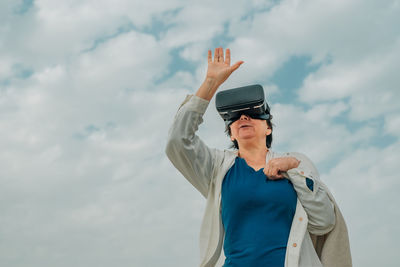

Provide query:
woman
left=165, top=47, right=351, bottom=267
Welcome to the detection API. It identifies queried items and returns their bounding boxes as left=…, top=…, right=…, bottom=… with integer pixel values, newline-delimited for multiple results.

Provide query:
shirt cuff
left=178, top=94, right=210, bottom=114
left=286, top=163, right=318, bottom=194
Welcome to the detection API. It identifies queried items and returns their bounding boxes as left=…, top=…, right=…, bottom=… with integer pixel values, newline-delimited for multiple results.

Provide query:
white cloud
left=384, top=114, right=400, bottom=136
left=74, top=30, right=170, bottom=91
left=0, top=0, right=182, bottom=71
left=1, top=0, right=399, bottom=266
left=162, top=1, right=252, bottom=48
left=270, top=102, right=354, bottom=163
left=228, top=0, right=400, bottom=85
left=323, top=141, right=400, bottom=266
left=299, top=41, right=400, bottom=121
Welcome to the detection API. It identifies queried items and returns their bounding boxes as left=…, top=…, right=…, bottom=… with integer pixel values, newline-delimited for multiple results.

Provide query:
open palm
left=206, top=47, right=244, bottom=87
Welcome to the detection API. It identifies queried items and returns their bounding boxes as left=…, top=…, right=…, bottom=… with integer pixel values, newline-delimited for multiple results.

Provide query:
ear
left=229, top=126, right=235, bottom=141
left=266, top=127, right=272, bottom=136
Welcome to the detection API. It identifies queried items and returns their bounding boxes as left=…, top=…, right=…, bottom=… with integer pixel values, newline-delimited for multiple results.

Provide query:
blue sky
left=1, top=0, right=399, bottom=266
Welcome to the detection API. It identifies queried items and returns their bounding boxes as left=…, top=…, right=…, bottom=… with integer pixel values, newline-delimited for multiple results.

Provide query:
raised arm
left=165, top=48, right=243, bottom=197
left=196, top=47, right=244, bottom=101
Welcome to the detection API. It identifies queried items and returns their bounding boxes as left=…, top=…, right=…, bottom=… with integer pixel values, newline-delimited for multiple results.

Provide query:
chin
left=238, top=134, right=256, bottom=140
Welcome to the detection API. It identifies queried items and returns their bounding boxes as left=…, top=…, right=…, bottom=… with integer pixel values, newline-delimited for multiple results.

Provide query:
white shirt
left=166, top=94, right=339, bottom=267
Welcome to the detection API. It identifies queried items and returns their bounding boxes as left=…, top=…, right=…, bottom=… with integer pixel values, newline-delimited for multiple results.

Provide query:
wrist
left=203, top=77, right=219, bottom=90
left=195, top=78, right=220, bottom=101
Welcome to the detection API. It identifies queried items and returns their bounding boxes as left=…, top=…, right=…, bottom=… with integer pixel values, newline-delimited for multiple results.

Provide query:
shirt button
left=299, top=217, right=303, bottom=221
left=293, top=243, right=297, bottom=247
left=300, top=171, right=304, bottom=175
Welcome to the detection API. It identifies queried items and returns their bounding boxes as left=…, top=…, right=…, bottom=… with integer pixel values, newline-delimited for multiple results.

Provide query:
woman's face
left=229, top=114, right=271, bottom=146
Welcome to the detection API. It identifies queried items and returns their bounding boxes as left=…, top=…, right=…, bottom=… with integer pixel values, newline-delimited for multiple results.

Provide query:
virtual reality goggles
left=215, top=84, right=271, bottom=127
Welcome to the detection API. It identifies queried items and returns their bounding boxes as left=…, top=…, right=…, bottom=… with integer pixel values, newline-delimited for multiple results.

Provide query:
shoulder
left=217, top=149, right=238, bottom=171
left=221, top=149, right=238, bottom=164
left=269, top=150, right=309, bottom=160
left=270, top=150, right=312, bottom=162
left=285, top=152, right=312, bottom=162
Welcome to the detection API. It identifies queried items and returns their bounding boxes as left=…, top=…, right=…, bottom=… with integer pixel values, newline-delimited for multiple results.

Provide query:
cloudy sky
left=1, top=0, right=399, bottom=266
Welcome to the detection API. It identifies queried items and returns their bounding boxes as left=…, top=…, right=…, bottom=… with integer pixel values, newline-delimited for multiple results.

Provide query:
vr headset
left=215, top=84, right=271, bottom=126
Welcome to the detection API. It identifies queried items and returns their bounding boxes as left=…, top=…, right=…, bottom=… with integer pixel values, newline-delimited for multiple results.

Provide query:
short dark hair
left=225, top=117, right=273, bottom=149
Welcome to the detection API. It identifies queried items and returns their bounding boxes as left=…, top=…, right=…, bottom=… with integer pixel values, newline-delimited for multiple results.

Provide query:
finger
left=269, top=174, right=279, bottom=180
left=263, top=165, right=268, bottom=175
left=264, top=165, right=271, bottom=179
left=274, top=169, right=284, bottom=179
left=267, top=165, right=276, bottom=180
left=271, top=174, right=282, bottom=180
left=272, top=166, right=280, bottom=177
left=230, top=61, right=244, bottom=72
left=226, top=48, right=231, bottom=65
left=263, top=166, right=268, bottom=177
left=265, top=162, right=272, bottom=173
left=268, top=171, right=276, bottom=180
left=208, top=50, right=212, bottom=63
left=276, top=172, right=284, bottom=179
left=214, top=47, right=219, bottom=62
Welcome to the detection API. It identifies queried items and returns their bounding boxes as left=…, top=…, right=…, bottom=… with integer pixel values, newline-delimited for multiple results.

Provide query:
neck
left=238, top=144, right=269, bottom=165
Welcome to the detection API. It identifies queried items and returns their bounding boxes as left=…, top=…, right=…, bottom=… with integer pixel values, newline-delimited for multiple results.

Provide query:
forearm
left=195, top=78, right=220, bottom=101
left=284, top=153, right=335, bottom=235
left=165, top=94, right=218, bottom=198
left=291, top=179, right=335, bottom=235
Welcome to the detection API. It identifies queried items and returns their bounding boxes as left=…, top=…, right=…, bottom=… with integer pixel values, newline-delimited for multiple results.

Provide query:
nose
left=239, top=114, right=251, bottom=120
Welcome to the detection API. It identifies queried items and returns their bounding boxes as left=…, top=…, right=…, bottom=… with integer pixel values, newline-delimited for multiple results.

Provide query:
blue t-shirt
left=221, top=157, right=297, bottom=267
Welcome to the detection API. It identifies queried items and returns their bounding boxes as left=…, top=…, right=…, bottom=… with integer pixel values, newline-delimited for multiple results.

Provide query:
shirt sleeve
left=284, top=152, right=336, bottom=235
left=165, top=94, right=222, bottom=198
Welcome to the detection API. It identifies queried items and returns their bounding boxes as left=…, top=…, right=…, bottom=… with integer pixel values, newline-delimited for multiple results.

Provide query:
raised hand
left=206, top=47, right=244, bottom=87
left=196, top=47, right=244, bottom=101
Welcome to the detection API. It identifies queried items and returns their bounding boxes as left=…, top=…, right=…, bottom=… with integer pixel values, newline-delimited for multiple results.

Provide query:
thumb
left=230, top=61, right=244, bottom=72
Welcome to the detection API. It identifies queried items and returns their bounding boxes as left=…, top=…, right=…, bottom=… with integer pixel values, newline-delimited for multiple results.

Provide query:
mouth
left=240, top=125, right=252, bottom=129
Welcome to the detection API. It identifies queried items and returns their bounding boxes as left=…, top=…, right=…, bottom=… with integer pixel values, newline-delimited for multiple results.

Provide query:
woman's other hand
left=263, top=157, right=300, bottom=180
left=196, top=47, right=244, bottom=101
